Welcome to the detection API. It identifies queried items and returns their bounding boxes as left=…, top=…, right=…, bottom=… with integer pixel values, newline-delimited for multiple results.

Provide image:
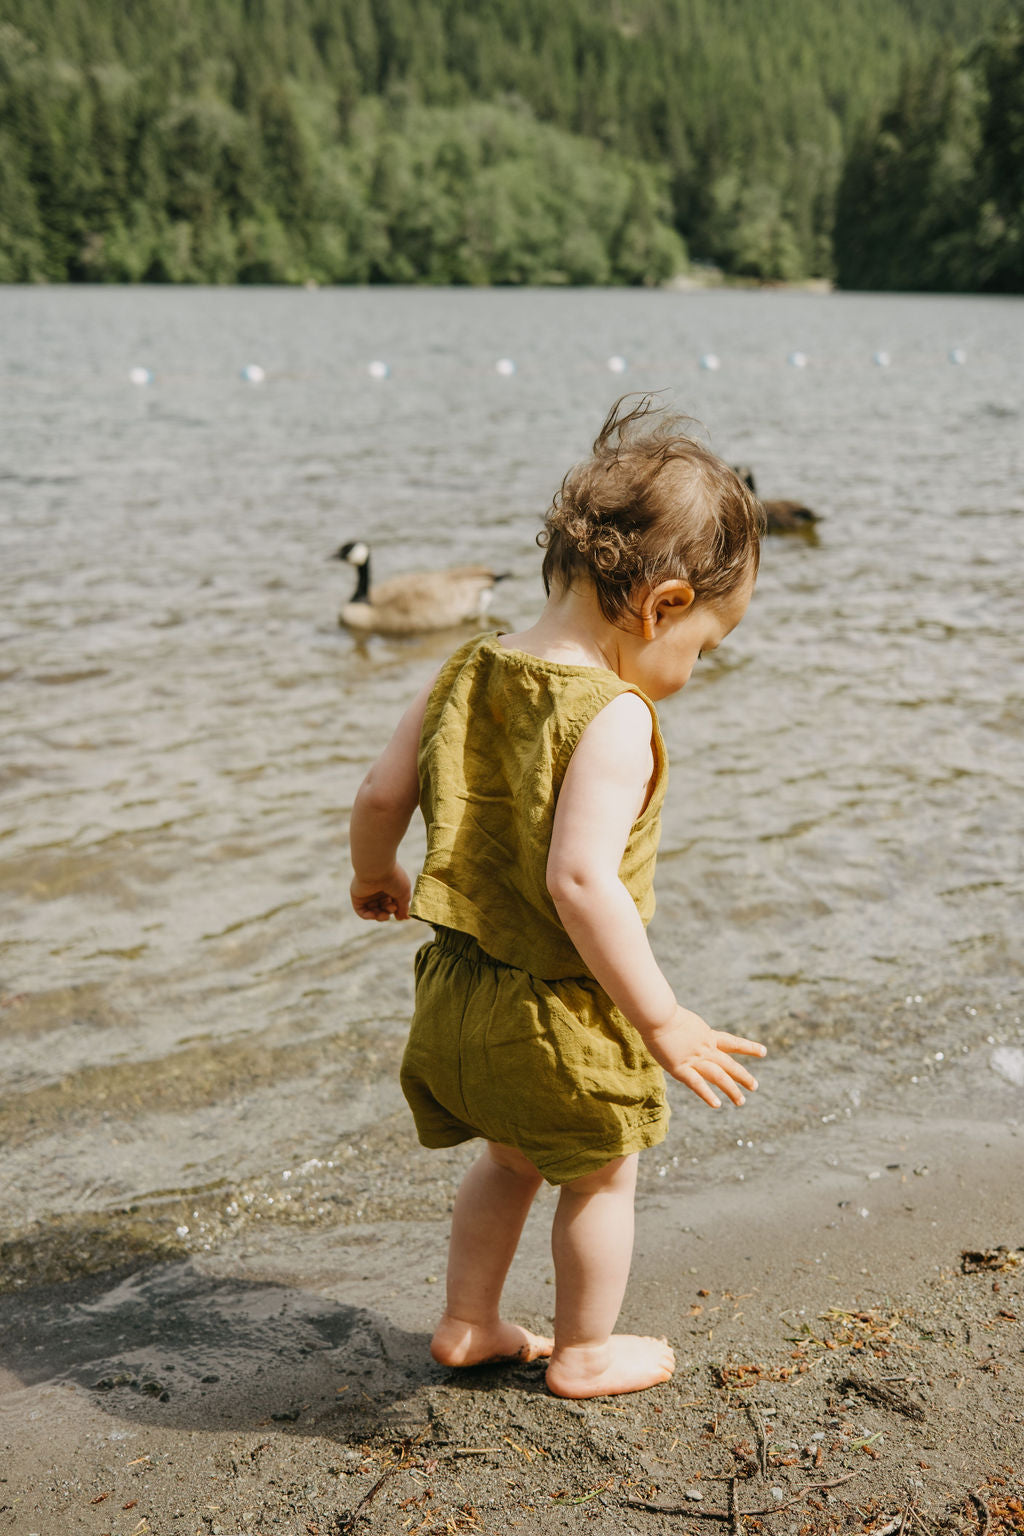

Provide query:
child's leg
left=545, top=1152, right=675, bottom=1398
left=430, top=1141, right=554, bottom=1367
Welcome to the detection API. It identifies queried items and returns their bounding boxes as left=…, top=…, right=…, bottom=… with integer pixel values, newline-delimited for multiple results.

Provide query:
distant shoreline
left=0, top=274, right=839, bottom=293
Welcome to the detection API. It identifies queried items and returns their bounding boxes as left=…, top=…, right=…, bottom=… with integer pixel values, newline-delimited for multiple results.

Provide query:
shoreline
left=3, top=1087, right=1022, bottom=1533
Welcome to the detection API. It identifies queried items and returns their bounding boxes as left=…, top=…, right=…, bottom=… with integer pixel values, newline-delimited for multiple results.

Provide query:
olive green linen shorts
left=400, top=927, right=669, bottom=1185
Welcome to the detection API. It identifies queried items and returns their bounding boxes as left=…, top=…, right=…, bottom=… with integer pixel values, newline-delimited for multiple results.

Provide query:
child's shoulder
left=574, top=689, right=655, bottom=757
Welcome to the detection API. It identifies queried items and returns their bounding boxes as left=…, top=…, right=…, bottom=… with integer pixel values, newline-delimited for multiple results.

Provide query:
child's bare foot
left=545, top=1335, right=675, bottom=1398
left=430, top=1312, right=554, bottom=1368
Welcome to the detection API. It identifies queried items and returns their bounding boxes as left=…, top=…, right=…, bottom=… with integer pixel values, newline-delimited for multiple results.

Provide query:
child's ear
left=640, top=579, right=695, bottom=639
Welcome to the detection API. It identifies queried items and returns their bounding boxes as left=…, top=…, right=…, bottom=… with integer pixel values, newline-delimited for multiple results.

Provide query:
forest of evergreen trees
left=0, top=0, right=1020, bottom=289
left=835, top=22, right=1024, bottom=292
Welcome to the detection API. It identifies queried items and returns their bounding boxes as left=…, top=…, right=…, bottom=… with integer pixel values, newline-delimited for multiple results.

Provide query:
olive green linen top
left=410, top=633, right=668, bottom=980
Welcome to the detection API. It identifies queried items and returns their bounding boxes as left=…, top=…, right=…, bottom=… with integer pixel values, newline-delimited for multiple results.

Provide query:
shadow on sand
left=0, top=1258, right=502, bottom=1440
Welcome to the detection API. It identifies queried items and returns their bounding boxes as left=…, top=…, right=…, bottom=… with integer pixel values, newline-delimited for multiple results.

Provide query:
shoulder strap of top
left=419, top=632, right=492, bottom=747
left=549, top=677, right=661, bottom=789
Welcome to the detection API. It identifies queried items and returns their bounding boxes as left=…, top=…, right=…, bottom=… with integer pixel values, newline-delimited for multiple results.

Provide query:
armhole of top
left=552, top=683, right=661, bottom=819
left=627, top=688, right=664, bottom=822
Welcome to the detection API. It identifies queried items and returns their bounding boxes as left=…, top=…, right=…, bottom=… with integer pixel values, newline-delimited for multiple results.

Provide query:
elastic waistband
left=429, top=925, right=591, bottom=985
left=430, top=925, right=511, bottom=970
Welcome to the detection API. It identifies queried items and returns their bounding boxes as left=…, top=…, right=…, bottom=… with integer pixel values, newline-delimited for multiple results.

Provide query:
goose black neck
left=351, top=557, right=370, bottom=604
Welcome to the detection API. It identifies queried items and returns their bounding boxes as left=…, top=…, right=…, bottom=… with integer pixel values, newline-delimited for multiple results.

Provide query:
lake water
left=1, top=285, right=1022, bottom=1285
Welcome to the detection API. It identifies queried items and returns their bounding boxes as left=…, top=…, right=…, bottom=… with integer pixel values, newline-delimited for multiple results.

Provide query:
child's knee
left=562, top=1151, right=638, bottom=1198
left=486, top=1140, right=543, bottom=1184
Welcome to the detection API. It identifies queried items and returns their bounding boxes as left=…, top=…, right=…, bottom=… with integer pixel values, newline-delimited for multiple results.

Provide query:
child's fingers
left=715, top=1032, right=767, bottom=1057
left=354, top=892, right=403, bottom=921
left=716, top=1056, right=760, bottom=1092
left=682, top=1057, right=758, bottom=1106
left=677, top=1066, right=722, bottom=1109
left=698, top=1063, right=748, bottom=1106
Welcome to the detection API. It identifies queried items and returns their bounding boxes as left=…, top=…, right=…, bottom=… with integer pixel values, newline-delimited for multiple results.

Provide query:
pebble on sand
left=990, top=1046, right=1024, bottom=1087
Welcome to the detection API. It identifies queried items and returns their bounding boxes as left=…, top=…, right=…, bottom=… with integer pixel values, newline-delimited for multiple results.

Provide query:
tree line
left=835, top=19, right=1024, bottom=292
left=0, top=0, right=1018, bottom=288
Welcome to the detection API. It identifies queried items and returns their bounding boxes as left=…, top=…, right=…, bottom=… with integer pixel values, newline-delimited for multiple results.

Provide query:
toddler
left=348, top=397, right=767, bottom=1398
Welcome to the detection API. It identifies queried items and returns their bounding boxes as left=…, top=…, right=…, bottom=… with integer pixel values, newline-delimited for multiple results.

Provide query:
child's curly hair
left=539, top=396, right=765, bottom=626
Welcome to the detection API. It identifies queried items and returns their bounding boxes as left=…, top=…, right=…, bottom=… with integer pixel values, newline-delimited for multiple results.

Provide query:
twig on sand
left=504, top=1436, right=550, bottom=1461
left=745, top=1404, right=771, bottom=1478
left=338, top=1462, right=407, bottom=1531
left=728, top=1477, right=741, bottom=1536
left=550, top=1480, right=615, bottom=1506
left=841, top=1373, right=927, bottom=1422
left=627, top=1470, right=862, bottom=1519
left=336, top=1434, right=429, bottom=1532
left=909, top=1507, right=934, bottom=1536
left=869, top=1504, right=921, bottom=1536
left=969, top=1490, right=990, bottom=1536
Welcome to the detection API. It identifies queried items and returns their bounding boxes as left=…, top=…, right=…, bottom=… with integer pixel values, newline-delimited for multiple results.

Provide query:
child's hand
left=644, top=1006, right=766, bottom=1108
left=350, top=865, right=412, bottom=922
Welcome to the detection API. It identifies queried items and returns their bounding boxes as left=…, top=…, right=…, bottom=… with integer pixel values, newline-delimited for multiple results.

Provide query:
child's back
left=413, top=632, right=666, bottom=974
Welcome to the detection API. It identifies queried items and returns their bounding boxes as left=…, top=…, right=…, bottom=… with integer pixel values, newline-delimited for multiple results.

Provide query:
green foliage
left=834, top=18, right=1024, bottom=291
left=0, top=0, right=1013, bottom=285
left=348, top=100, right=684, bottom=285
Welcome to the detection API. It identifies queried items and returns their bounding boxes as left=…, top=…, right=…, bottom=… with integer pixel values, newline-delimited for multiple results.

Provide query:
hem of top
left=410, top=882, right=597, bottom=982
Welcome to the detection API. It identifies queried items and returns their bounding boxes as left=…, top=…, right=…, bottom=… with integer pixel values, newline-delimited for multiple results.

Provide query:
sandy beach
left=4, top=1051, right=1022, bottom=1536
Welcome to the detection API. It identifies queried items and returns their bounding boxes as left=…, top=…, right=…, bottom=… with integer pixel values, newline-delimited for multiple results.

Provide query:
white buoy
left=367, top=360, right=390, bottom=380
left=949, top=347, right=967, bottom=365
left=873, top=351, right=892, bottom=367
left=698, top=353, right=721, bottom=371
left=495, top=357, right=517, bottom=376
left=607, top=355, right=628, bottom=374
left=241, top=363, right=266, bottom=384
left=788, top=351, right=808, bottom=369
left=129, top=367, right=153, bottom=386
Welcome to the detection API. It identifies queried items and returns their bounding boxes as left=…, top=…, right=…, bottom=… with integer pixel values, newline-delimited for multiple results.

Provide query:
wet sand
left=3, top=1064, right=1022, bottom=1535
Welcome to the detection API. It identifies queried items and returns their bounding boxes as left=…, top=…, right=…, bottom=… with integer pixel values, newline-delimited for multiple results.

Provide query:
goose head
left=334, top=540, right=370, bottom=568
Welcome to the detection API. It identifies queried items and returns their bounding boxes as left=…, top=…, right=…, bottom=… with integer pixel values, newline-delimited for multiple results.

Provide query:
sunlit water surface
left=1, top=287, right=1022, bottom=1276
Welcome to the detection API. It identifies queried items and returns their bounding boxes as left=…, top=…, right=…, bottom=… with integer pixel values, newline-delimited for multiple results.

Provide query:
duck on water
left=334, top=541, right=509, bottom=636
left=734, top=468, right=820, bottom=535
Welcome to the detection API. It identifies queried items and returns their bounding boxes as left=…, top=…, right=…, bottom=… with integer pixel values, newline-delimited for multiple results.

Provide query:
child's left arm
left=349, top=675, right=435, bottom=921
left=547, top=691, right=765, bottom=1108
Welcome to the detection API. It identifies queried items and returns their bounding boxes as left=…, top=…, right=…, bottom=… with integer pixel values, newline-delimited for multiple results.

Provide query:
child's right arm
left=349, top=675, right=436, bottom=922
left=546, top=692, right=766, bottom=1108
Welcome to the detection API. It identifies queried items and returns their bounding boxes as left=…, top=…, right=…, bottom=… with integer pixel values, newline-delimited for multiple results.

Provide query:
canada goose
left=734, top=467, right=820, bottom=534
left=334, top=541, right=509, bottom=635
